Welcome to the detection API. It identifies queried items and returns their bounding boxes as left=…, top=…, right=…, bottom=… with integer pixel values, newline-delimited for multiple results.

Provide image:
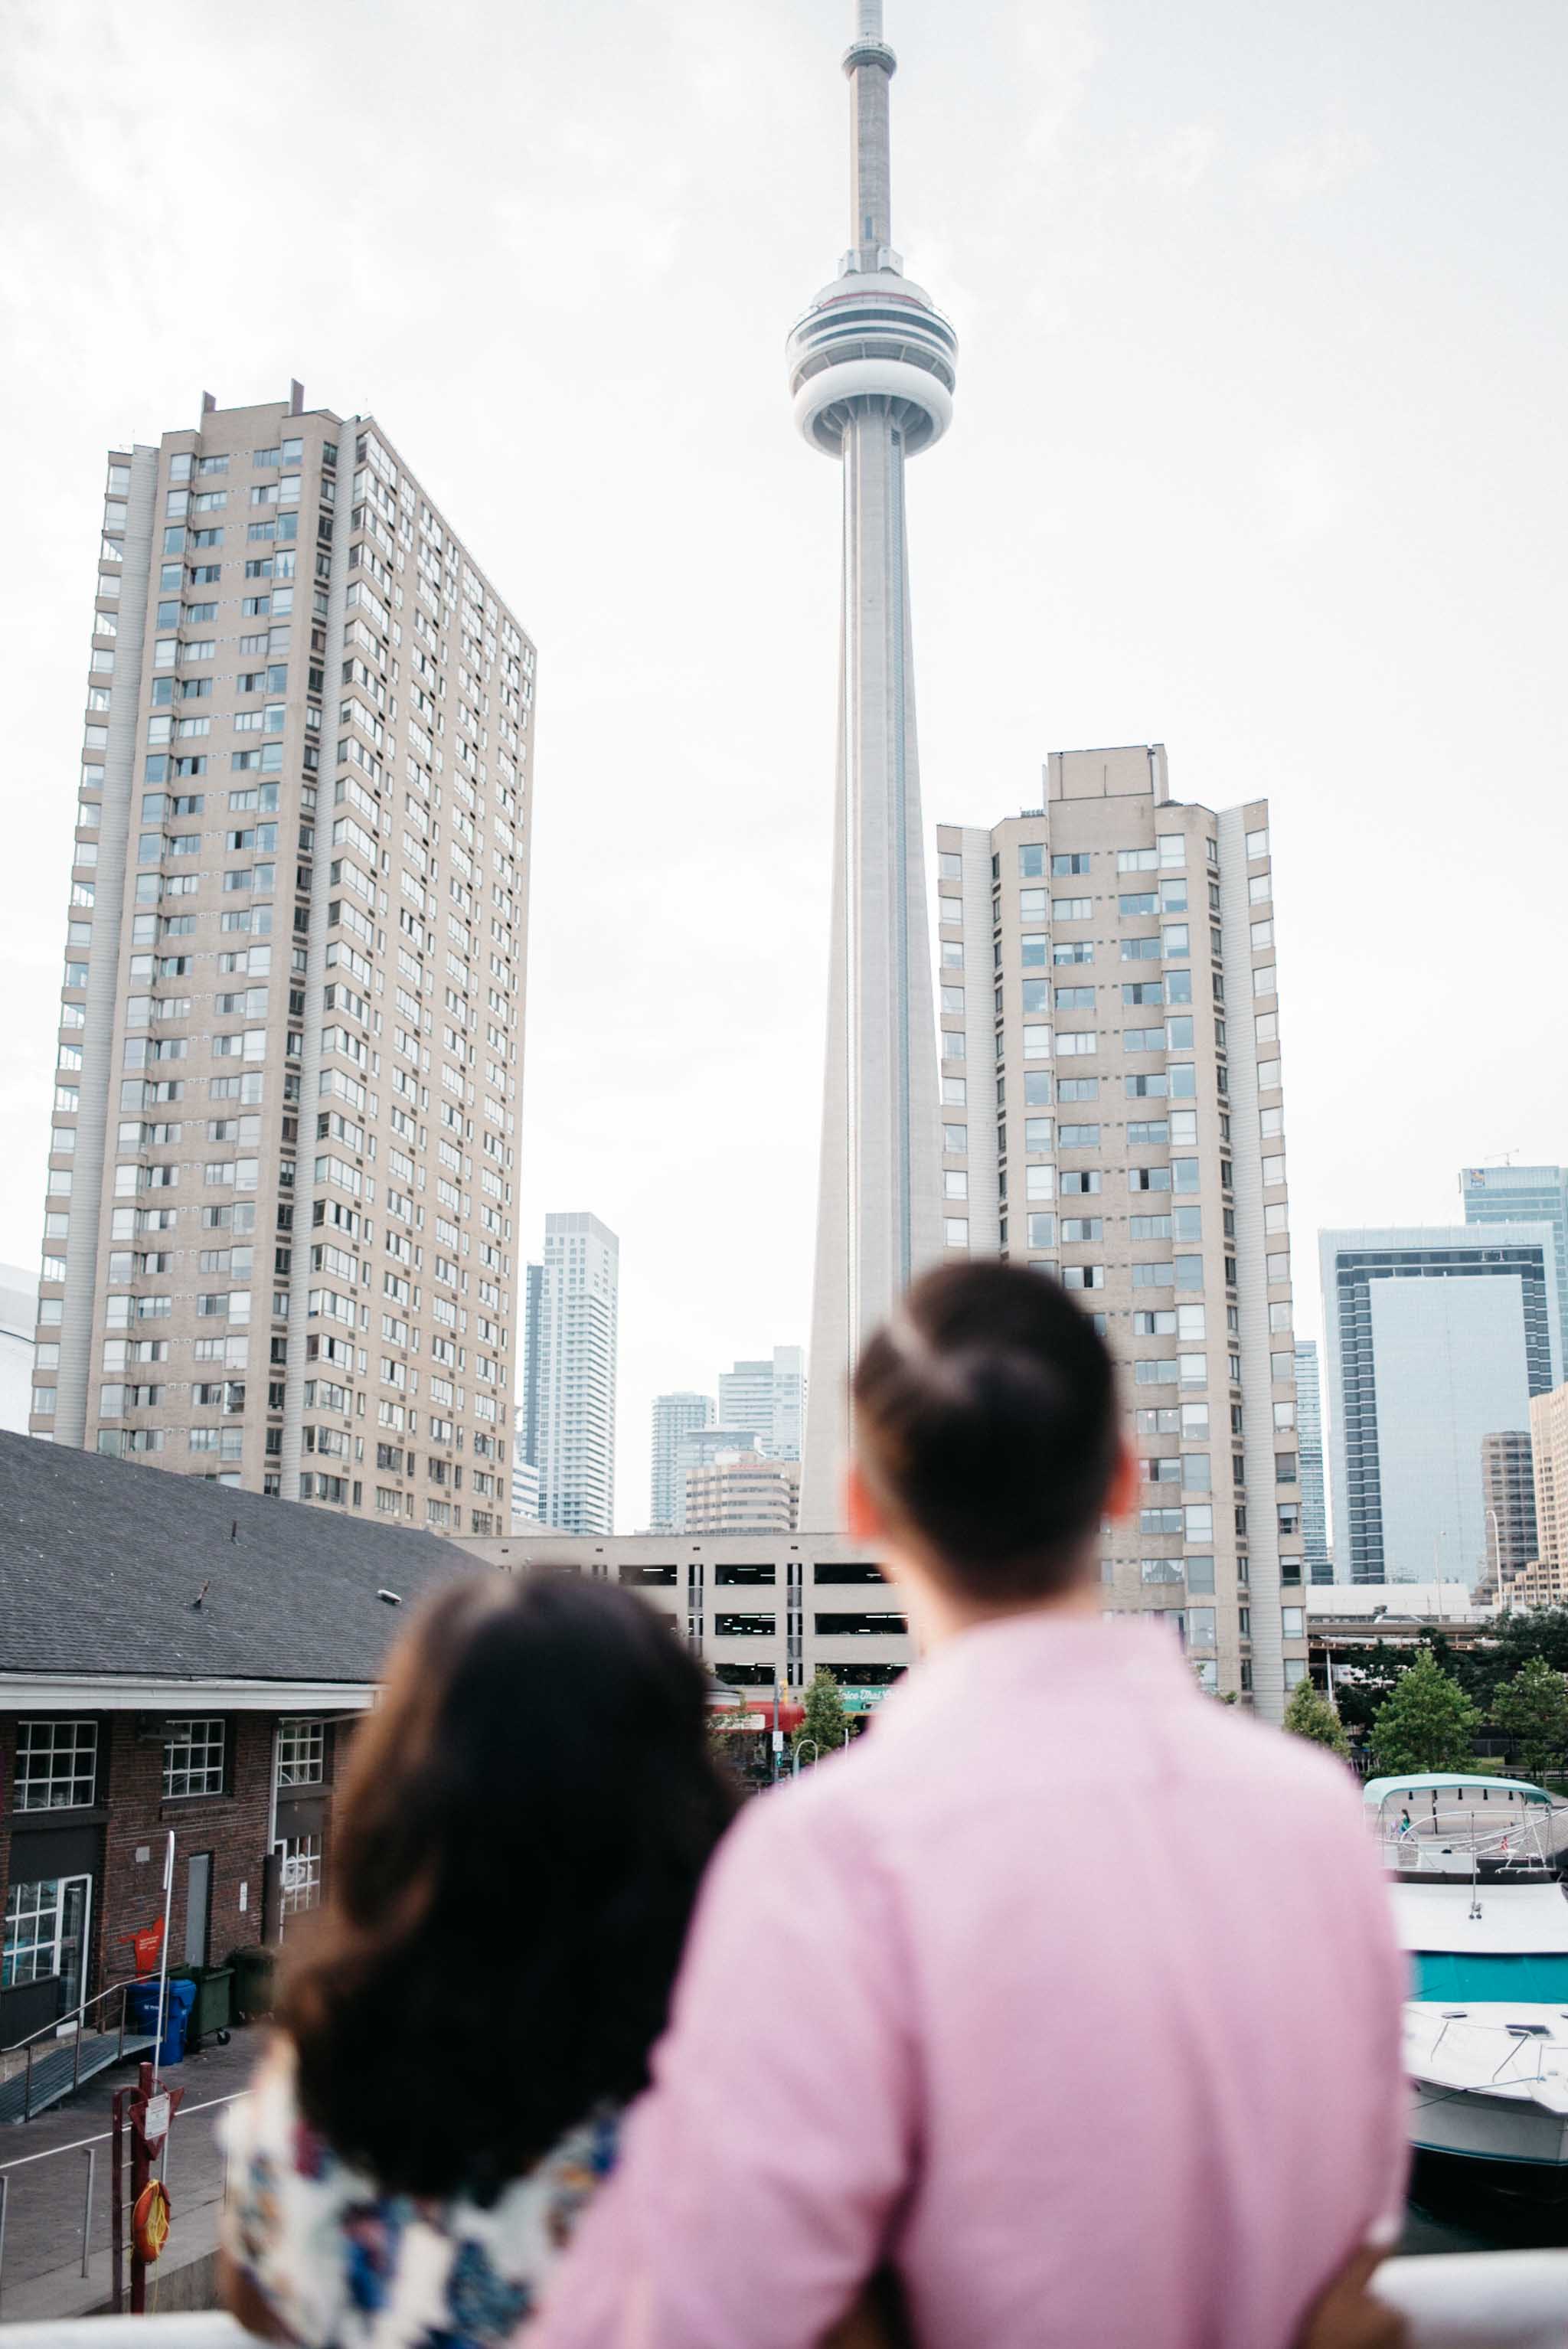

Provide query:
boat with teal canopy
left=1365, top=1770, right=1568, bottom=2174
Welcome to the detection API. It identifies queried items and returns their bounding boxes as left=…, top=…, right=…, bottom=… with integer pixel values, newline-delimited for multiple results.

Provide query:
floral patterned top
left=219, top=2042, right=619, bottom=2347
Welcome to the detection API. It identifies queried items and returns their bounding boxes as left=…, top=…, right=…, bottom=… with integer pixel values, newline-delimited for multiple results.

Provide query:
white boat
left=1364, top=1771, right=1568, bottom=2174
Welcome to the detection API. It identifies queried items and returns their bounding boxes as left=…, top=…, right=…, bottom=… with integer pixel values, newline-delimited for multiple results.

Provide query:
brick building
left=0, top=1434, right=475, bottom=2051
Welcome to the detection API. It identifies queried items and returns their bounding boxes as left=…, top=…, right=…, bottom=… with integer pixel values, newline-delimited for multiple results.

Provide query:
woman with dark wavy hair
left=219, top=1570, right=734, bottom=2347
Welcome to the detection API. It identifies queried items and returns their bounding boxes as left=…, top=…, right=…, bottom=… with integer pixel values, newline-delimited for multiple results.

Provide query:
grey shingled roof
left=0, top=1433, right=486, bottom=1684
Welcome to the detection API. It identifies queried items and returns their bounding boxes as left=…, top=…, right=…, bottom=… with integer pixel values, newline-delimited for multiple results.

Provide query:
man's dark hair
left=852, top=1261, right=1119, bottom=1599
left=279, top=1573, right=733, bottom=2201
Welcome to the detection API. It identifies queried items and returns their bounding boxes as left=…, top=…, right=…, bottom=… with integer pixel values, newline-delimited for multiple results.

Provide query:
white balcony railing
left=0, top=2255, right=1566, bottom=2349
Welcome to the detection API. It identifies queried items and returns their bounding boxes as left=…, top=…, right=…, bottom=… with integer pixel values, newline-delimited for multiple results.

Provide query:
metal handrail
left=0, top=2088, right=252, bottom=2316
left=2, top=1981, right=132, bottom=2125
left=3, top=1978, right=132, bottom=2059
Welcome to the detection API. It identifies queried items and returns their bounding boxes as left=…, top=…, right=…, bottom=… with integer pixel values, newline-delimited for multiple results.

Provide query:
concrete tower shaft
left=792, top=2, right=954, bottom=1531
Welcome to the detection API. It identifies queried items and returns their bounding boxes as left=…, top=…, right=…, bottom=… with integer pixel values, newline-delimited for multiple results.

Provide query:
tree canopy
left=1283, top=1678, right=1351, bottom=1759
left=1370, top=1649, right=1481, bottom=1775
left=792, top=1668, right=851, bottom=1763
left=1490, top=1656, right=1568, bottom=1787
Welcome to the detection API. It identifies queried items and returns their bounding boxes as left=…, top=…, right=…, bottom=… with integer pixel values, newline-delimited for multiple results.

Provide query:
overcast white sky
left=2, top=0, right=1565, bottom=1530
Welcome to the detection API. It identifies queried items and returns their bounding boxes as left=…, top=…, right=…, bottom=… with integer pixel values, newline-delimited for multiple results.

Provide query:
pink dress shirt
left=534, top=1616, right=1409, bottom=2348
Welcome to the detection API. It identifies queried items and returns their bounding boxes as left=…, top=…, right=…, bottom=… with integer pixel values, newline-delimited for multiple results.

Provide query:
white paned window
left=276, top=1718, right=325, bottom=1787
left=164, top=1717, right=226, bottom=1799
left=14, top=1719, right=98, bottom=1811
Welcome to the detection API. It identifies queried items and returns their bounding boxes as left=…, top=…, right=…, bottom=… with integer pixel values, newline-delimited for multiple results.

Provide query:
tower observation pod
left=790, top=1, right=957, bottom=1528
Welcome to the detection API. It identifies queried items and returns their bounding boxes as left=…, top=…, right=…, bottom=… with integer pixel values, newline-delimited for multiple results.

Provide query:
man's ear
left=1107, top=1438, right=1138, bottom=1523
left=844, top=1459, right=885, bottom=1541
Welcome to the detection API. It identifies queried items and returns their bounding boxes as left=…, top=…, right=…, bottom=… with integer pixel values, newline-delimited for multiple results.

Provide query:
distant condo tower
left=791, top=0, right=956, bottom=1524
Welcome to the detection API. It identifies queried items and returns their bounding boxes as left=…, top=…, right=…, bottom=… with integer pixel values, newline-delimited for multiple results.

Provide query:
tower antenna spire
left=845, top=0, right=897, bottom=263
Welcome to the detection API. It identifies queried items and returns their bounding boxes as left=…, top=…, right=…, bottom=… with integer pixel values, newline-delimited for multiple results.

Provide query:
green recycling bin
left=191, top=1964, right=234, bottom=2043
left=227, top=1944, right=276, bottom=2023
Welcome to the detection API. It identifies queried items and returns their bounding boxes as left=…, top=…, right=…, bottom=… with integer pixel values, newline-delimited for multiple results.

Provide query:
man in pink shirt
left=535, top=1266, right=1409, bottom=2347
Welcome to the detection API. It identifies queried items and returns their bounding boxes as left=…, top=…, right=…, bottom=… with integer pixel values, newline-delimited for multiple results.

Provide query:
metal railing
left=0, top=1984, right=133, bottom=2125
left=0, top=2253, right=1565, bottom=2349
left=0, top=2089, right=249, bottom=2320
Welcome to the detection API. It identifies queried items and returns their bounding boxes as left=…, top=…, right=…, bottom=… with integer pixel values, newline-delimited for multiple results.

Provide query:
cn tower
left=791, top=0, right=958, bottom=1524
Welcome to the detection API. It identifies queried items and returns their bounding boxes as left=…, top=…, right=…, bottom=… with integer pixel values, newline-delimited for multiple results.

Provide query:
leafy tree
left=1283, top=1678, right=1351, bottom=1759
left=1491, top=1656, right=1568, bottom=1787
left=1490, top=1608, right=1568, bottom=1681
left=792, top=1668, right=850, bottom=1764
left=1370, top=1649, right=1481, bottom=1775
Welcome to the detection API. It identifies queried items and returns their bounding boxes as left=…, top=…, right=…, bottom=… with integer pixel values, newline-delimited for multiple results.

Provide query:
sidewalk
left=0, top=2028, right=261, bottom=2322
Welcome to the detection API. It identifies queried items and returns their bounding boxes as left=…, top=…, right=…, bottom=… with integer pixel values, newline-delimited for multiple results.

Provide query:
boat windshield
left=1370, top=1782, right=1568, bottom=1880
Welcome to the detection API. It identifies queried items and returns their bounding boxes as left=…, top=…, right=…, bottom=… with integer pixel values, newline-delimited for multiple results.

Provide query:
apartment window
left=1018, top=844, right=1046, bottom=877
left=1121, top=936, right=1159, bottom=962
left=1053, top=940, right=1092, bottom=966
left=944, top=1170, right=968, bottom=1200
left=15, top=1719, right=97, bottom=1811
left=942, top=1124, right=968, bottom=1154
left=944, top=1217, right=969, bottom=1249
left=1246, top=828, right=1269, bottom=860
left=1119, top=893, right=1157, bottom=918
left=1063, top=1264, right=1105, bottom=1290
left=1021, top=979, right=1050, bottom=1014
left=1060, top=1217, right=1101, bottom=1241
left=1027, top=1214, right=1057, bottom=1250
left=937, top=851, right=962, bottom=880
left=1060, top=1169, right=1100, bottom=1195
left=276, top=1717, right=325, bottom=1787
left=1053, top=897, right=1091, bottom=921
left=1023, top=1026, right=1052, bottom=1060
left=1056, top=1031, right=1096, bottom=1057
left=1249, top=873, right=1271, bottom=903
left=942, top=1076, right=966, bottom=1106
left=164, top=1717, right=226, bottom=1799
left=1054, top=986, right=1093, bottom=1010
left=1050, top=852, right=1089, bottom=877
left=1117, top=848, right=1157, bottom=874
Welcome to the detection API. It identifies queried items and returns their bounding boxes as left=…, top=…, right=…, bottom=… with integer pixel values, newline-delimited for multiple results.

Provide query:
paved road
left=0, top=2027, right=262, bottom=2321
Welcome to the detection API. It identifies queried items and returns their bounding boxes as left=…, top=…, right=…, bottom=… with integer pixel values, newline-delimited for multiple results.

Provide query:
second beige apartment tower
left=937, top=746, right=1306, bottom=1722
left=30, top=394, right=534, bottom=1533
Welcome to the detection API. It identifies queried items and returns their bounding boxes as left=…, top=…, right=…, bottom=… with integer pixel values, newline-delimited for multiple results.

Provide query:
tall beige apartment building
left=1480, top=1429, right=1538, bottom=1583
left=684, top=1453, right=801, bottom=1534
left=1527, top=1383, right=1568, bottom=1590
left=936, top=746, right=1306, bottom=1720
left=31, top=393, right=534, bottom=1532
